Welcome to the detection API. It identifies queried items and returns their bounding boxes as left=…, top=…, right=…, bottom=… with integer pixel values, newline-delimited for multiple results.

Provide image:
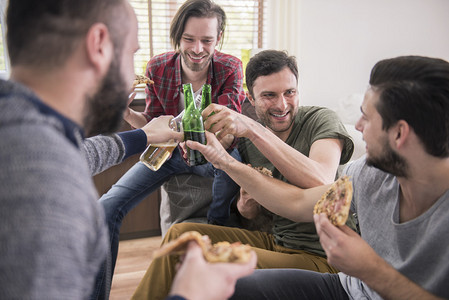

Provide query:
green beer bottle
left=182, top=83, right=207, bottom=166
left=200, top=84, right=212, bottom=112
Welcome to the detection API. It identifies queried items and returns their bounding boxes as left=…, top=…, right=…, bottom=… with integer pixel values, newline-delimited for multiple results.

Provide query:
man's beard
left=83, top=58, right=129, bottom=137
left=256, top=106, right=296, bottom=134
left=180, top=50, right=212, bottom=72
left=366, top=139, right=408, bottom=178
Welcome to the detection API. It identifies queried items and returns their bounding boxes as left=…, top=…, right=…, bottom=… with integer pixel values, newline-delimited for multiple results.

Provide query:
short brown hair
left=170, top=0, right=226, bottom=51
left=246, top=50, right=299, bottom=98
left=370, top=56, right=449, bottom=157
left=7, top=0, right=129, bottom=69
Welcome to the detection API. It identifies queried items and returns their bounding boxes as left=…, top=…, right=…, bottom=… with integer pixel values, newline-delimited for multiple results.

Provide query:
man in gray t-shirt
left=223, top=56, right=449, bottom=299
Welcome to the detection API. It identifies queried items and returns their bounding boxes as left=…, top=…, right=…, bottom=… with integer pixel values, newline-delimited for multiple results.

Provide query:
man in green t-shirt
left=132, top=50, right=354, bottom=300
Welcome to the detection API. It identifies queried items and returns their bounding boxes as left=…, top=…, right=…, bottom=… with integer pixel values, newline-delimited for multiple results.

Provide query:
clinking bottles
left=182, top=83, right=207, bottom=166
left=140, top=83, right=210, bottom=170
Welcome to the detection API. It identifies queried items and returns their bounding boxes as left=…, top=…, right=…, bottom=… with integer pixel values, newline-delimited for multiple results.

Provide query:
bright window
left=0, top=24, right=6, bottom=71
left=130, top=0, right=267, bottom=74
left=0, top=5, right=9, bottom=79
left=0, top=1, right=267, bottom=77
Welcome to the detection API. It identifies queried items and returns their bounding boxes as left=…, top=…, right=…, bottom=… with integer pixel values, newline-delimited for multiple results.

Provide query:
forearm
left=187, top=132, right=327, bottom=221
left=83, top=129, right=146, bottom=175
left=219, top=133, right=235, bottom=149
left=124, top=108, right=148, bottom=128
left=362, top=260, right=443, bottom=300
left=249, top=128, right=340, bottom=187
left=221, top=160, right=325, bottom=222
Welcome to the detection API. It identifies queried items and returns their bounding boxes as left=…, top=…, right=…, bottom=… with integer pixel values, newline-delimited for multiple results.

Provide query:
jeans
left=92, top=147, right=241, bottom=298
left=231, top=269, right=349, bottom=300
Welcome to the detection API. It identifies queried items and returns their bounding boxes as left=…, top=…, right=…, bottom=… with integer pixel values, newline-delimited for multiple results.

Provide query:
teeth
left=190, top=54, right=203, bottom=59
left=272, top=112, right=288, bottom=117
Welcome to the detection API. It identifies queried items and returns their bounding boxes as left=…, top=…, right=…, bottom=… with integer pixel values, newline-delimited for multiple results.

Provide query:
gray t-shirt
left=339, top=158, right=449, bottom=299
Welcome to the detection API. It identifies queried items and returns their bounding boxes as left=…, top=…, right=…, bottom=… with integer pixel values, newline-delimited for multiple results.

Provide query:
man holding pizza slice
left=188, top=55, right=449, bottom=299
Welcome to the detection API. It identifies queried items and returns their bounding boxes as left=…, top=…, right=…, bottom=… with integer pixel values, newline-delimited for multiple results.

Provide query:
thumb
left=183, top=241, right=206, bottom=263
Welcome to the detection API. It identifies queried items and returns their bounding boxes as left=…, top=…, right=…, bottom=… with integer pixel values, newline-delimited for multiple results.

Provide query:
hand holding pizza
left=312, top=175, right=385, bottom=278
left=314, top=213, right=386, bottom=282
left=237, top=166, right=273, bottom=220
left=170, top=241, right=257, bottom=300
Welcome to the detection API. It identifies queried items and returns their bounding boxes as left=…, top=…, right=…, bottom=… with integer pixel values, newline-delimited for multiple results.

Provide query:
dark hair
left=6, top=0, right=128, bottom=69
left=370, top=56, right=449, bottom=157
left=170, top=0, right=226, bottom=51
left=245, top=50, right=299, bottom=98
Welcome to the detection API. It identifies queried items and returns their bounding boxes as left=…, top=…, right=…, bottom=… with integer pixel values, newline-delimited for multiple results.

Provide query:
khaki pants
left=132, top=222, right=337, bottom=300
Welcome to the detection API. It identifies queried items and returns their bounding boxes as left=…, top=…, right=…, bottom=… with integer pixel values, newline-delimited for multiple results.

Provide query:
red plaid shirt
left=143, top=51, right=245, bottom=121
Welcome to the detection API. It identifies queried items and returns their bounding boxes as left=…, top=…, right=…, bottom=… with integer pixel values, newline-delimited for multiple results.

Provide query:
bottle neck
left=178, top=86, right=203, bottom=117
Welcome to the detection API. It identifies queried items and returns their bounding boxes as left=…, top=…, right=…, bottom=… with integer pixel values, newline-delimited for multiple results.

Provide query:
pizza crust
left=133, top=74, right=154, bottom=88
left=153, top=231, right=252, bottom=263
left=252, top=166, right=273, bottom=177
left=313, top=176, right=353, bottom=226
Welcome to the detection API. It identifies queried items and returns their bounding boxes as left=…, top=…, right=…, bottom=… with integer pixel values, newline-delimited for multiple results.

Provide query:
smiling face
left=248, top=67, right=299, bottom=140
left=179, top=16, right=221, bottom=72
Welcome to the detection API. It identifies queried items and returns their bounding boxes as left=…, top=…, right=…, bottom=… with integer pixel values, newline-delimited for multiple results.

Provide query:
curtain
left=266, top=0, right=301, bottom=59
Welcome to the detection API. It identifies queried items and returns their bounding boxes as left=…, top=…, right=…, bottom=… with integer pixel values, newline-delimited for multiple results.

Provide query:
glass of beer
left=139, top=117, right=181, bottom=171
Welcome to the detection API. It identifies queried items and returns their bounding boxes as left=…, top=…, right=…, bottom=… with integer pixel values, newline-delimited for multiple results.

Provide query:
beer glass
left=139, top=116, right=182, bottom=171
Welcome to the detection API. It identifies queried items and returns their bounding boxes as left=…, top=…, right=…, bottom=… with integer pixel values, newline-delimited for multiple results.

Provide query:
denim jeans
left=231, top=269, right=349, bottom=300
left=91, top=147, right=241, bottom=298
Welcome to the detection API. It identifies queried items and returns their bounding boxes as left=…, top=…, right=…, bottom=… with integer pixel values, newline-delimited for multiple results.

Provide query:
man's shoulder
left=293, top=106, right=344, bottom=134
left=212, top=51, right=242, bottom=68
left=343, top=157, right=391, bottom=186
left=299, top=106, right=337, bottom=118
left=149, top=51, right=179, bottom=67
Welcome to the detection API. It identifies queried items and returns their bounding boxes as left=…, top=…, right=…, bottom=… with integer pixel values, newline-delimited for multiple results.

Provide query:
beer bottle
left=200, top=84, right=212, bottom=112
left=182, top=83, right=207, bottom=166
left=139, top=114, right=180, bottom=171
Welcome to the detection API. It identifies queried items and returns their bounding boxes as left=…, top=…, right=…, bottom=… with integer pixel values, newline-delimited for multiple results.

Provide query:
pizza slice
left=313, top=175, right=353, bottom=226
left=133, top=74, right=154, bottom=88
left=152, top=231, right=252, bottom=263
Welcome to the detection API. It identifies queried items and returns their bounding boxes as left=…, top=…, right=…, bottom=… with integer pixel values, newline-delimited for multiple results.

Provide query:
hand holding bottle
left=141, top=115, right=183, bottom=145
left=139, top=115, right=184, bottom=171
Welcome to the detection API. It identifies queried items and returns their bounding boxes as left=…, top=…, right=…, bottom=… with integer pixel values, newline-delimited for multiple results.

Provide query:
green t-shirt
left=238, top=106, right=354, bottom=256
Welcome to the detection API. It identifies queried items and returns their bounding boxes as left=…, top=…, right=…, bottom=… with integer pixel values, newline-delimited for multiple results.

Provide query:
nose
left=275, top=95, right=288, bottom=111
left=192, top=40, right=203, bottom=54
left=355, top=116, right=363, bottom=132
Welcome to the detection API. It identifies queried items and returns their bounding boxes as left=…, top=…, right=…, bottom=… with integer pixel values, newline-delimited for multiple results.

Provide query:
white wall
left=268, top=0, right=449, bottom=110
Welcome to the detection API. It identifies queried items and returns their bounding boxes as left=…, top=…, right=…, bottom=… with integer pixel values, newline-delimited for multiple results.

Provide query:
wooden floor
left=110, top=236, right=162, bottom=300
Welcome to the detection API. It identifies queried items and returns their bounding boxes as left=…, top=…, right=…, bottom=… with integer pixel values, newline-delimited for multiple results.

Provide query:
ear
left=391, top=120, right=410, bottom=149
left=216, top=30, right=223, bottom=44
left=246, top=91, right=255, bottom=106
left=85, top=23, right=113, bottom=77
